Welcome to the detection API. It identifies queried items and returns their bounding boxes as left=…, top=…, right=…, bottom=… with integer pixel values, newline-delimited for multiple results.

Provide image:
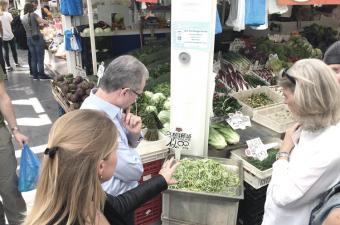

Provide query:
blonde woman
left=261, top=59, right=340, bottom=225
left=0, top=0, right=19, bottom=71
left=23, top=109, right=179, bottom=225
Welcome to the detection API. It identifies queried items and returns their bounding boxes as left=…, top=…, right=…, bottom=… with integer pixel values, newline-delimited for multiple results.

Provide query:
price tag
left=97, top=63, right=105, bottom=79
left=166, top=131, right=192, bottom=151
left=226, top=112, right=251, bottom=130
left=245, top=138, right=268, bottom=161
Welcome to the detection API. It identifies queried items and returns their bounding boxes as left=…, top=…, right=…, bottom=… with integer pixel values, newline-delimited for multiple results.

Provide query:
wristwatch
left=276, top=152, right=290, bottom=160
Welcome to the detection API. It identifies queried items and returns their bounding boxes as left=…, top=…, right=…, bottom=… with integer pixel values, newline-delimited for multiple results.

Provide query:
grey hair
left=279, top=58, right=340, bottom=131
left=98, top=55, right=149, bottom=92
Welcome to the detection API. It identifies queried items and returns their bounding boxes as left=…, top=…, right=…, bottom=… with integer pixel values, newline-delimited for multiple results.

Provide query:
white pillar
left=86, top=0, right=97, bottom=75
left=170, top=0, right=217, bottom=157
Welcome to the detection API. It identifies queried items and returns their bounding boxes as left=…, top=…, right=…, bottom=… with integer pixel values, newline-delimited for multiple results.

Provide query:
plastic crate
left=135, top=159, right=164, bottom=225
left=252, top=104, right=296, bottom=134
left=139, top=159, right=164, bottom=183
left=162, top=157, right=244, bottom=225
left=135, top=194, right=162, bottom=225
left=230, top=148, right=276, bottom=189
left=230, top=86, right=283, bottom=117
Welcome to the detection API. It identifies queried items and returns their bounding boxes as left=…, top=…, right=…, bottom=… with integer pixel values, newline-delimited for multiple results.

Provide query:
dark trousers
left=0, top=39, right=7, bottom=74
left=3, top=38, right=18, bottom=67
left=27, top=35, right=45, bottom=78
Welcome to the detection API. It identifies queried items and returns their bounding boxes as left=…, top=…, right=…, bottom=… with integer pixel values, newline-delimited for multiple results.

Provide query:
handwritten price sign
left=166, top=132, right=192, bottom=151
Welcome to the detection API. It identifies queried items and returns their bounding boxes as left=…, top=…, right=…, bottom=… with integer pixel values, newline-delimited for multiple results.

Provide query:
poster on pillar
left=277, top=0, right=340, bottom=5
left=136, top=0, right=158, bottom=3
left=172, top=22, right=210, bottom=51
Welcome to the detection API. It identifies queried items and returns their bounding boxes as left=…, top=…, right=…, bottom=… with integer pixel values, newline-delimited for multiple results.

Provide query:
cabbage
left=163, top=99, right=170, bottom=110
left=95, top=27, right=103, bottom=34
left=145, top=105, right=157, bottom=113
left=103, top=28, right=112, bottom=33
left=211, top=122, right=240, bottom=144
left=144, top=91, right=154, bottom=100
left=158, top=110, right=170, bottom=124
left=208, top=127, right=227, bottom=150
left=151, top=93, right=166, bottom=104
left=82, top=28, right=90, bottom=35
left=161, top=122, right=170, bottom=134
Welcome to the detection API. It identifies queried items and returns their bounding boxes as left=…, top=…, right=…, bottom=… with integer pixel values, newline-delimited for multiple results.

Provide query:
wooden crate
left=51, top=85, right=72, bottom=112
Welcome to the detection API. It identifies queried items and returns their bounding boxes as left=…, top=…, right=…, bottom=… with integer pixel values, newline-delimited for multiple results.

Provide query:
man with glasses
left=324, top=41, right=340, bottom=82
left=81, top=55, right=148, bottom=225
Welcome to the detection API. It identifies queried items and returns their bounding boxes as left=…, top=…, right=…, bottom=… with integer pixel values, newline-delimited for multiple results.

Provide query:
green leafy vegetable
left=211, top=122, right=240, bottom=145
left=243, top=148, right=278, bottom=171
left=172, top=158, right=240, bottom=193
left=158, top=110, right=170, bottom=124
left=208, top=127, right=227, bottom=150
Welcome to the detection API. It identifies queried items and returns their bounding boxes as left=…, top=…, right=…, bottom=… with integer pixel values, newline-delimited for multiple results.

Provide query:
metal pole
left=86, top=0, right=97, bottom=75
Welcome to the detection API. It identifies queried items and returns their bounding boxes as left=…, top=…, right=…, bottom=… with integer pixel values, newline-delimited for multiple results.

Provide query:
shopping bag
left=18, top=144, right=41, bottom=192
left=245, top=0, right=266, bottom=26
left=60, top=0, right=83, bottom=16
left=64, top=28, right=82, bottom=52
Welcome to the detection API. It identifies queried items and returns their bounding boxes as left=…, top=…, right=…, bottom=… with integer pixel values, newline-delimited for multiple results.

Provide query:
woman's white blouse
left=262, top=122, right=340, bottom=225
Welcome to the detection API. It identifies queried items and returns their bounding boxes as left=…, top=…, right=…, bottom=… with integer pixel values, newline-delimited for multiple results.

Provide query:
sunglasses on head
left=282, top=68, right=296, bottom=85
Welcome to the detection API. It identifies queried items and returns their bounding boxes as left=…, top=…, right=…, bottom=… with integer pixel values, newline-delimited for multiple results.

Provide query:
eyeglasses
left=282, top=69, right=296, bottom=85
left=129, top=88, right=142, bottom=97
left=122, top=87, right=142, bottom=97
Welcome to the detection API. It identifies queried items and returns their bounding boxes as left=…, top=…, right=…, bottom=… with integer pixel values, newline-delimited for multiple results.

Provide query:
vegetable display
left=213, top=94, right=242, bottom=117
left=243, top=148, right=278, bottom=171
left=211, top=122, right=240, bottom=145
left=216, top=62, right=249, bottom=92
left=302, top=23, right=337, bottom=52
left=244, top=93, right=274, bottom=108
left=171, top=158, right=240, bottom=193
left=52, top=74, right=95, bottom=110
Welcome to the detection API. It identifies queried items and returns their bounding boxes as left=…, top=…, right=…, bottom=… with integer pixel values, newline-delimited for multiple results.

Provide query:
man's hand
left=122, top=107, right=142, bottom=136
left=13, top=131, right=28, bottom=147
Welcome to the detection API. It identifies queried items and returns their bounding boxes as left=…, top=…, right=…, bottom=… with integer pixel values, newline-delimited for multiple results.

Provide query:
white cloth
left=0, top=12, right=14, bottom=41
left=226, top=0, right=245, bottom=31
left=268, top=0, right=288, bottom=14
left=262, top=122, right=340, bottom=225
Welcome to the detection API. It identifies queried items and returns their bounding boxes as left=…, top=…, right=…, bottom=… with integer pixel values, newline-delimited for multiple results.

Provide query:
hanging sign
left=277, top=0, right=340, bottom=5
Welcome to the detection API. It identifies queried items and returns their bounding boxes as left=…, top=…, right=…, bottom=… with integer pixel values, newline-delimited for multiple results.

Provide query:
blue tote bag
left=60, top=0, right=83, bottom=16
left=18, top=144, right=41, bottom=192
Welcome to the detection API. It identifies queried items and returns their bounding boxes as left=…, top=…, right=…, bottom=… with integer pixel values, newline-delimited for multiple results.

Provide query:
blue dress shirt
left=81, top=89, right=144, bottom=196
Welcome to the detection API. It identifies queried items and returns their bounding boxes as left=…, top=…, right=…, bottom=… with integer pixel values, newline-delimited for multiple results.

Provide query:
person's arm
left=269, top=140, right=336, bottom=208
left=0, top=81, right=28, bottom=146
left=112, top=141, right=144, bottom=182
left=0, top=20, right=3, bottom=37
left=33, top=13, right=48, bottom=25
left=105, top=175, right=167, bottom=216
left=122, top=107, right=142, bottom=148
left=104, top=158, right=178, bottom=216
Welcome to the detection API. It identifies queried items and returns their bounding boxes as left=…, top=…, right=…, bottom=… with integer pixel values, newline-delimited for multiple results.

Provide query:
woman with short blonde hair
left=262, top=59, right=340, bottom=225
left=23, top=109, right=179, bottom=225
left=278, top=58, right=340, bottom=131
